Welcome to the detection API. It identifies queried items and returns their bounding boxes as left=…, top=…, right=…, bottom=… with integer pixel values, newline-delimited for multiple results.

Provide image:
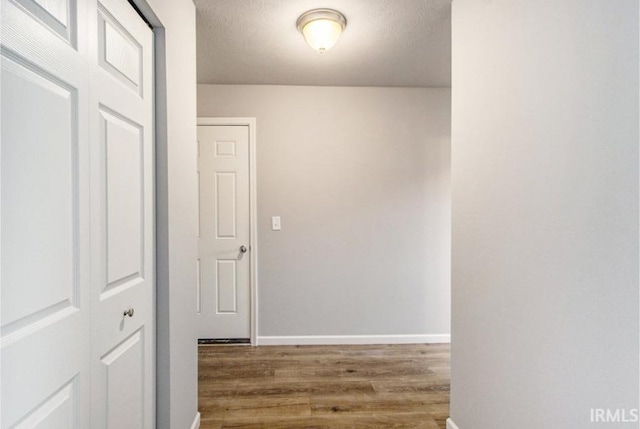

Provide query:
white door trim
left=197, top=117, right=258, bottom=345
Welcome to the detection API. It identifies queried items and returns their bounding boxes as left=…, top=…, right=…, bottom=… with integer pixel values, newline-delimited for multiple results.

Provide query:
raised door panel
left=100, top=107, right=144, bottom=298
left=12, top=0, right=76, bottom=44
left=97, top=3, right=143, bottom=95
left=216, top=259, right=237, bottom=313
left=215, top=172, right=237, bottom=238
left=1, top=53, right=79, bottom=335
left=99, top=330, right=145, bottom=429
left=11, top=379, right=77, bottom=429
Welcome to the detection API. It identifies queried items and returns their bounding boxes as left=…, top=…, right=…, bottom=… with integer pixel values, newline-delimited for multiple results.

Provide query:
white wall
left=135, top=1, right=198, bottom=428
left=198, top=85, right=451, bottom=341
left=451, top=1, right=638, bottom=428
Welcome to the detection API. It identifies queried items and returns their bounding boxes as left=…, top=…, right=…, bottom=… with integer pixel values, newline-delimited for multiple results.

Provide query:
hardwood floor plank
left=310, top=392, right=449, bottom=414
left=200, top=420, right=224, bottom=429
left=424, top=402, right=450, bottom=428
left=371, top=379, right=450, bottom=394
left=199, top=397, right=312, bottom=418
left=220, top=414, right=442, bottom=429
left=274, top=364, right=437, bottom=381
left=199, top=380, right=377, bottom=397
left=310, top=393, right=448, bottom=415
left=198, top=368, right=275, bottom=381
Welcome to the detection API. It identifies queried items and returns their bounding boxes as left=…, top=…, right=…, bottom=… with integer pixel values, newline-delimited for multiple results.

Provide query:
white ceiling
left=194, top=0, right=452, bottom=88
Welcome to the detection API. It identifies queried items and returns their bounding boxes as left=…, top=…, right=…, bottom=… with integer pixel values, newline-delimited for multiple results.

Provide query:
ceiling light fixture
left=296, top=8, right=347, bottom=53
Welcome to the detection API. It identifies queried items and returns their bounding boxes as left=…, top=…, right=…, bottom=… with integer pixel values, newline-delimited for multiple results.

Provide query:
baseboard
left=446, top=418, right=460, bottom=429
left=190, top=412, right=201, bottom=429
left=256, top=334, right=450, bottom=346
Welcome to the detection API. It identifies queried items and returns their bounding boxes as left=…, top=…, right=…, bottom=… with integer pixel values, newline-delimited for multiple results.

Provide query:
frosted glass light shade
left=301, top=19, right=342, bottom=52
left=296, top=9, right=347, bottom=53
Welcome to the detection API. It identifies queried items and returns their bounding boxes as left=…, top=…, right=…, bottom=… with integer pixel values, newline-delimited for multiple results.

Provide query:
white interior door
left=198, top=125, right=251, bottom=340
left=1, top=0, right=154, bottom=427
left=1, top=0, right=92, bottom=427
left=89, top=0, right=154, bottom=427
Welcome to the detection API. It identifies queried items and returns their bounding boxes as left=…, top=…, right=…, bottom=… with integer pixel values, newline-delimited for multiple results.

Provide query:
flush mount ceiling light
left=296, top=8, right=347, bottom=53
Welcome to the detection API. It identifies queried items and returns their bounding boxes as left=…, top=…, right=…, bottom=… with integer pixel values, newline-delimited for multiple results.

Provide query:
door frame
left=197, top=117, right=258, bottom=345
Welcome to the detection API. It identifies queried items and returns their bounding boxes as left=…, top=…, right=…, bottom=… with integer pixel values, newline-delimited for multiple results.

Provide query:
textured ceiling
left=194, top=0, right=451, bottom=87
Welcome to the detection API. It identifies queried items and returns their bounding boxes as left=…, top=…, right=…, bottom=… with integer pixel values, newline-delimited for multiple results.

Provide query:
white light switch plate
left=271, top=216, right=281, bottom=231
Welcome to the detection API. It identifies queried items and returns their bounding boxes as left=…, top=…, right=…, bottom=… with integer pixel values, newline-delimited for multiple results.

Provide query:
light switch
left=271, top=216, right=281, bottom=231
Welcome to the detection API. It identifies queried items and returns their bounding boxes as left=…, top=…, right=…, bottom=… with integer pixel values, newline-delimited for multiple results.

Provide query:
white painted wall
left=134, top=0, right=198, bottom=428
left=451, top=1, right=638, bottom=428
left=198, top=85, right=451, bottom=341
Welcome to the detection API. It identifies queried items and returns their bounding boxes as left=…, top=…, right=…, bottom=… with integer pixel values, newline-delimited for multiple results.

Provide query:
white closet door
left=1, top=0, right=155, bottom=427
left=88, top=0, right=154, bottom=427
left=1, top=0, right=91, bottom=427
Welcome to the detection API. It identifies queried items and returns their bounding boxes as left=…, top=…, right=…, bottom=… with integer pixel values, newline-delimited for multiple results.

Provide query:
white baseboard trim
left=446, top=418, right=460, bottom=429
left=190, top=412, right=201, bottom=429
left=256, top=334, right=450, bottom=346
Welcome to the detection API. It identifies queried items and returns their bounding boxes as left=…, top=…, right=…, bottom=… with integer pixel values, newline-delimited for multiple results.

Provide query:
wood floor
left=198, top=343, right=450, bottom=428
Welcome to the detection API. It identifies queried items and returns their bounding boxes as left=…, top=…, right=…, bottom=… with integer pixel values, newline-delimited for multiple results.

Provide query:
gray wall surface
left=198, top=85, right=451, bottom=338
left=139, top=0, right=198, bottom=427
left=451, top=1, right=639, bottom=428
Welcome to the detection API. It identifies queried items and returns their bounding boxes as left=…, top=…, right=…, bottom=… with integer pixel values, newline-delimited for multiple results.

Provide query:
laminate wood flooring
left=198, top=343, right=450, bottom=428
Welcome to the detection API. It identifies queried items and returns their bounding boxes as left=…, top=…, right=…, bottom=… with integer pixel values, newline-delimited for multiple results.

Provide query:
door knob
left=240, top=245, right=248, bottom=253
left=123, top=308, right=135, bottom=317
